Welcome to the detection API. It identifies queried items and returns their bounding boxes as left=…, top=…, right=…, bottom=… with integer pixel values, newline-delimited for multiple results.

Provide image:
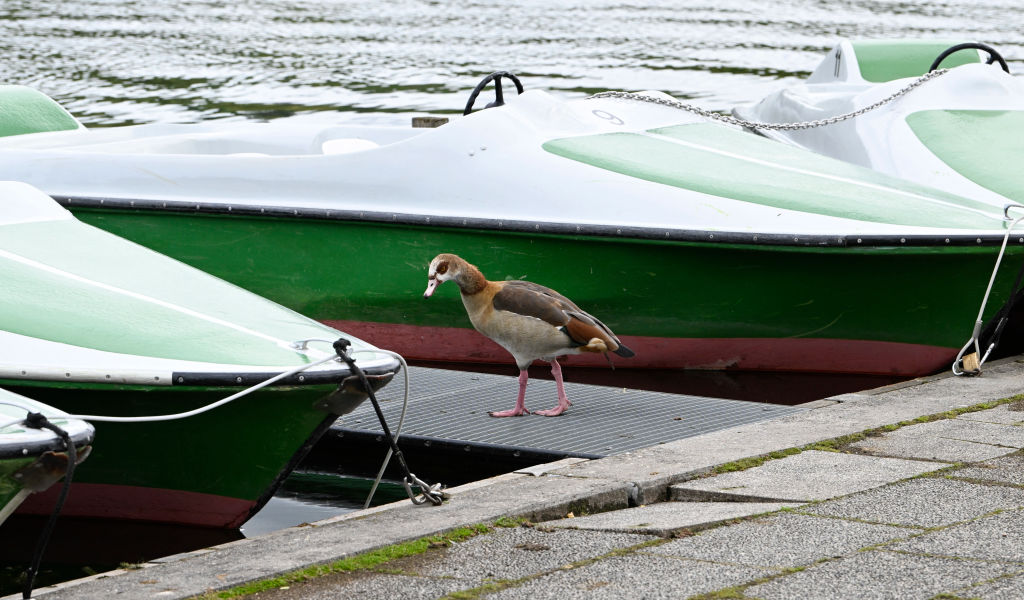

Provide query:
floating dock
left=303, top=366, right=807, bottom=483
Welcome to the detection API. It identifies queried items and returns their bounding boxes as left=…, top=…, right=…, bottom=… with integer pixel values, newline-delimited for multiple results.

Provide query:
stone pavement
left=14, top=358, right=1024, bottom=600
left=255, top=409, right=1024, bottom=600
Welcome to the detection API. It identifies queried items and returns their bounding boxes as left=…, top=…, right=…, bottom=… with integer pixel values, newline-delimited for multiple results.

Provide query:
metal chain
left=587, top=68, right=949, bottom=131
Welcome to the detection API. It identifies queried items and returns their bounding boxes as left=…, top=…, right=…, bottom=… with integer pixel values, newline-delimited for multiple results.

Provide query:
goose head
left=424, top=253, right=464, bottom=298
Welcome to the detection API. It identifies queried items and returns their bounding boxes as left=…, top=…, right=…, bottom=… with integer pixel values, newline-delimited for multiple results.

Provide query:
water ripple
left=0, top=0, right=1019, bottom=125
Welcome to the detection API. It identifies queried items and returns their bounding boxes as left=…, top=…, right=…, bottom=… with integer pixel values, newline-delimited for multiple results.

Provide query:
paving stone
left=670, top=450, right=946, bottom=502
left=850, top=429, right=1015, bottom=463
left=541, top=501, right=799, bottom=536
left=952, top=453, right=1024, bottom=486
left=553, top=360, right=1024, bottom=506
left=515, top=458, right=589, bottom=477
left=646, top=512, right=911, bottom=569
left=745, top=550, right=1019, bottom=600
left=260, top=572, right=472, bottom=600
left=958, top=402, right=1024, bottom=426
left=802, top=478, right=1024, bottom=528
left=954, top=572, right=1024, bottom=599
left=889, top=509, right=1024, bottom=562
left=887, top=418, right=1024, bottom=449
left=412, top=526, right=656, bottom=581
left=485, top=553, right=770, bottom=600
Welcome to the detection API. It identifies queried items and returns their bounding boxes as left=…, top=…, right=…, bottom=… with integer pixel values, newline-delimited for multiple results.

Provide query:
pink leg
left=489, top=369, right=531, bottom=417
left=534, top=359, right=571, bottom=417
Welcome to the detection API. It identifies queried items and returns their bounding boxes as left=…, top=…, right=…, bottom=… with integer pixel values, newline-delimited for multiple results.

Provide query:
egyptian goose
left=423, top=253, right=634, bottom=417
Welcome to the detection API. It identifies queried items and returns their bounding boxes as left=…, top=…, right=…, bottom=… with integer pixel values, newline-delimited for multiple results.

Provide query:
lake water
left=2, top=0, right=1020, bottom=129
left=1, top=0, right=1021, bottom=594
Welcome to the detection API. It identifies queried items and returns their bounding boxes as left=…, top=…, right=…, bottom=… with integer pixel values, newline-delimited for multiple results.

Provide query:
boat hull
left=0, top=181, right=401, bottom=529
left=326, top=320, right=955, bottom=376
left=64, top=202, right=1020, bottom=377
left=9, top=382, right=340, bottom=529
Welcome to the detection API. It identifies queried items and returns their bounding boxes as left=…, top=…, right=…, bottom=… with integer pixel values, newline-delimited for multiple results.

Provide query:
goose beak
left=424, top=277, right=439, bottom=298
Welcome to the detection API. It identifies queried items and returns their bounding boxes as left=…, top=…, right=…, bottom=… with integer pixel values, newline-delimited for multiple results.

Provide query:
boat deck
left=304, top=366, right=807, bottom=484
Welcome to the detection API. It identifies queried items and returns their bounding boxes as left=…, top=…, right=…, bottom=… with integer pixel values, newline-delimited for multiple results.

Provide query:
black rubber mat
left=332, top=366, right=806, bottom=458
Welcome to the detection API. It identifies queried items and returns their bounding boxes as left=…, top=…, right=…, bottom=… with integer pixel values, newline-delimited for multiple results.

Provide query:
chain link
left=587, top=68, right=949, bottom=131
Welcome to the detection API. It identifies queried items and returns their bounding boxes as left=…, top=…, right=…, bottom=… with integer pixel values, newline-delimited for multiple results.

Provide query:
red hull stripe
left=326, top=320, right=954, bottom=376
left=17, top=482, right=256, bottom=529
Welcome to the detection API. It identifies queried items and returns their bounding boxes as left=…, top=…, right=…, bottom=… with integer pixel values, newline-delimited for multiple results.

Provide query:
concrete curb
left=13, top=357, right=1024, bottom=600
left=553, top=358, right=1024, bottom=504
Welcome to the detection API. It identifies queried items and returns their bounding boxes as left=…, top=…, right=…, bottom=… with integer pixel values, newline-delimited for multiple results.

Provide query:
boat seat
left=0, top=85, right=81, bottom=137
left=321, top=138, right=379, bottom=155
left=850, top=40, right=981, bottom=83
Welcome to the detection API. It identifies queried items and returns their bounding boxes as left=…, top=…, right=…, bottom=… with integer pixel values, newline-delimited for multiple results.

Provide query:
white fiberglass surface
left=0, top=90, right=1009, bottom=237
left=0, top=181, right=73, bottom=226
left=0, top=330, right=395, bottom=386
left=0, top=120, right=425, bottom=156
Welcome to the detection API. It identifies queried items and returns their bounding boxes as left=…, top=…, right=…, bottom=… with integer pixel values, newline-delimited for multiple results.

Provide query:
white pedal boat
left=0, top=75, right=1018, bottom=377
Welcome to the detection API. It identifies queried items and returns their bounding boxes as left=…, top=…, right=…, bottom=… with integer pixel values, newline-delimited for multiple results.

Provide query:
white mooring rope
left=0, top=347, right=409, bottom=425
left=953, top=205, right=1024, bottom=376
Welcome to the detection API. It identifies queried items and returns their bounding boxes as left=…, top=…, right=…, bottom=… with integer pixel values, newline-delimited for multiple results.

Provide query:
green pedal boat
left=0, top=389, right=93, bottom=527
left=0, top=181, right=400, bottom=529
left=0, top=77, right=1016, bottom=376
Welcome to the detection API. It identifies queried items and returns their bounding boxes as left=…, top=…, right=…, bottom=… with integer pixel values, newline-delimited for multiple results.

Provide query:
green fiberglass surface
left=543, top=123, right=1005, bottom=230
left=907, top=110, right=1024, bottom=204
left=0, top=383, right=335, bottom=500
left=851, top=40, right=980, bottom=83
left=0, top=219, right=341, bottom=367
left=69, top=208, right=1020, bottom=351
left=0, top=85, right=80, bottom=137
